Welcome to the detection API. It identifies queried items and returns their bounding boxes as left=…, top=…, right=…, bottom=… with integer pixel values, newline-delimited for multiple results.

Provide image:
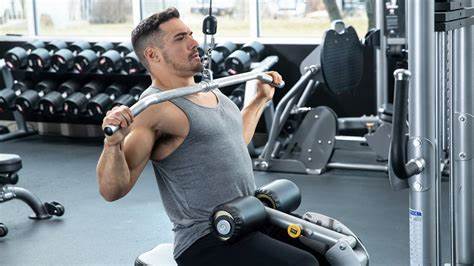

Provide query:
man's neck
left=151, top=71, right=196, bottom=91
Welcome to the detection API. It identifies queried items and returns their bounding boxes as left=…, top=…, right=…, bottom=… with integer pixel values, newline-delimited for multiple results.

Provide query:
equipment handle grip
left=390, top=69, right=424, bottom=179
left=104, top=125, right=119, bottom=136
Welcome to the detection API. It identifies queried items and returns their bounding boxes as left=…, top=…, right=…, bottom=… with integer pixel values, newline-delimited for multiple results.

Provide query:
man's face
left=157, top=18, right=203, bottom=75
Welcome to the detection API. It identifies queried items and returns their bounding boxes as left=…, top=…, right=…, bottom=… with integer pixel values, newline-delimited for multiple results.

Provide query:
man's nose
left=189, top=37, right=199, bottom=50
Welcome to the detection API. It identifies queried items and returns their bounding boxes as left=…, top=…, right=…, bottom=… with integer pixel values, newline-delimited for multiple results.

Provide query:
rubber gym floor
left=0, top=135, right=451, bottom=265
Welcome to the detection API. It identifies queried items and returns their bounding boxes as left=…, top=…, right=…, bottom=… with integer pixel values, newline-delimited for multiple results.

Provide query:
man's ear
left=144, top=46, right=161, bottom=64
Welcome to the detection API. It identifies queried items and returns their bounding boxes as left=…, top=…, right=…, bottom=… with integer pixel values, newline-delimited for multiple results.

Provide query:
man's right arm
left=96, top=105, right=158, bottom=202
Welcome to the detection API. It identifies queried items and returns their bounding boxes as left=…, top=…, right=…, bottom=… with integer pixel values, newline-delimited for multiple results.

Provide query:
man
left=96, top=7, right=318, bottom=266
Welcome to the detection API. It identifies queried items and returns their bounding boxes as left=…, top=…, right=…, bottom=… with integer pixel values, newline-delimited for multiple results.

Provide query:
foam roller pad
left=211, top=196, right=266, bottom=242
left=254, top=179, right=301, bottom=213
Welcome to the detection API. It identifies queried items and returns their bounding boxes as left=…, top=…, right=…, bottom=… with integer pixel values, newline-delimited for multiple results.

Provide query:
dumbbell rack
left=10, top=68, right=150, bottom=138
left=0, top=40, right=153, bottom=139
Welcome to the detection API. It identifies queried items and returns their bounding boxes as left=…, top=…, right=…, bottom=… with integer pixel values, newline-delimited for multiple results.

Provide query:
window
left=0, top=0, right=29, bottom=35
left=141, top=0, right=251, bottom=41
left=0, top=0, right=374, bottom=41
left=35, top=0, right=134, bottom=37
left=258, top=0, right=370, bottom=39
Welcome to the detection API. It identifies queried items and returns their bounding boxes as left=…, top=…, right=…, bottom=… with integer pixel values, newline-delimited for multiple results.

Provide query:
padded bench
left=0, top=153, right=64, bottom=237
left=0, top=153, right=22, bottom=175
left=135, top=243, right=177, bottom=266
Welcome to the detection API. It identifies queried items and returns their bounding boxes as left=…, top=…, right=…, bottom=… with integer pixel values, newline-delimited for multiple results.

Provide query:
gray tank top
left=139, top=86, right=256, bottom=259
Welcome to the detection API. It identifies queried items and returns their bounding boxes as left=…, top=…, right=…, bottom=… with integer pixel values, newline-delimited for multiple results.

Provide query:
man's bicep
left=122, top=112, right=158, bottom=187
left=124, top=126, right=156, bottom=170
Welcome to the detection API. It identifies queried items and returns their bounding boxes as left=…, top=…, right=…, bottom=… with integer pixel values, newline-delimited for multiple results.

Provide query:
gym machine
left=135, top=179, right=369, bottom=266
left=388, top=0, right=474, bottom=265
left=323, top=0, right=409, bottom=157
left=211, top=179, right=369, bottom=266
left=253, top=22, right=388, bottom=175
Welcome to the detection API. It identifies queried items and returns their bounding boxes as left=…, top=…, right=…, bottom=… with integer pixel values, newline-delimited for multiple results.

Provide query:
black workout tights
left=175, top=231, right=320, bottom=266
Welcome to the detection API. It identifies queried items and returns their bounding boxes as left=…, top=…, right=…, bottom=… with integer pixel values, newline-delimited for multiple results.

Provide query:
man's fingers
left=102, top=117, right=122, bottom=129
left=265, top=71, right=283, bottom=87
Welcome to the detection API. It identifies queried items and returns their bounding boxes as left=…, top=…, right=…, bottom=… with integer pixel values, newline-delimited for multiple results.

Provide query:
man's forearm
left=96, top=142, right=131, bottom=201
left=241, top=96, right=269, bottom=144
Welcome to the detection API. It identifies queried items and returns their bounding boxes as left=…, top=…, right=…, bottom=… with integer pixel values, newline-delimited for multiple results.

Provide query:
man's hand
left=102, top=106, right=134, bottom=146
left=255, top=71, right=284, bottom=102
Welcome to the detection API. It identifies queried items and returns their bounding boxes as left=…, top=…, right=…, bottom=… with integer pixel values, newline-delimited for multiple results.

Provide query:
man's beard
left=162, top=51, right=204, bottom=74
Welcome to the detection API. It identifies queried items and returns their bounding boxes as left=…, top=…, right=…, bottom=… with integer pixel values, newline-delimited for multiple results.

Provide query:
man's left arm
left=241, top=71, right=283, bottom=144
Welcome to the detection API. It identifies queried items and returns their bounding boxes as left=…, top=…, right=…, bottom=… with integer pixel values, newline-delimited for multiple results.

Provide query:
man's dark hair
left=131, top=7, right=180, bottom=69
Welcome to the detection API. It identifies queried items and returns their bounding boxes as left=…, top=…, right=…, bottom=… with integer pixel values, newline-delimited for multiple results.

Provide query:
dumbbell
left=228, top=85, right=245, bottom=110
left=69, top=40, right=92, bottom=54
left=4, top=40, right=45, bottom=70
left=39, top=80, right=82, bottom=116
left=15, top=80, right=58, bottom=113
left=209, top=41, right=237, bottom=74
left=112, top=83, right=147, bottom=108
left=122, top=51, right=145, bottom=74
left=51, top=41, right=91, bottom=73
left=0, top=80, right=34, bottom=111
left=63, top=80, right=105, bottom=117
left=86, top=83, right=127, bottom=118
left=98, top=42, right=133, bottom=74
left=225, top=41, right=265, bottom=75
left=27, top=40, right=68, bottom=71
left=73, top=41, right=114, bottom=73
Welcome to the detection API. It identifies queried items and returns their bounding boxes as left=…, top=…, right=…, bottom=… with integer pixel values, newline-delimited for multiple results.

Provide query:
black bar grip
left=390, top=69, right=424, bottom=179
left=104, top=126, right=117, bottom=136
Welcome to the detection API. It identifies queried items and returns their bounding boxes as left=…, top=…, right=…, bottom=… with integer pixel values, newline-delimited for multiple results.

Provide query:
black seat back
left=320, top=23, right=364, bottom=95
left=299, top=21, right=364, bottom=95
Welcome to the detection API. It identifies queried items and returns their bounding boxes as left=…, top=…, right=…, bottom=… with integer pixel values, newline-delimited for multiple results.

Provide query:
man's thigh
left=185, top=232, right=319, bottom=266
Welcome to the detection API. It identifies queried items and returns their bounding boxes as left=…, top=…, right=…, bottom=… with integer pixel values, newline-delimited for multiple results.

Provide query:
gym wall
left=0, top=40, right=377, bottom=121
